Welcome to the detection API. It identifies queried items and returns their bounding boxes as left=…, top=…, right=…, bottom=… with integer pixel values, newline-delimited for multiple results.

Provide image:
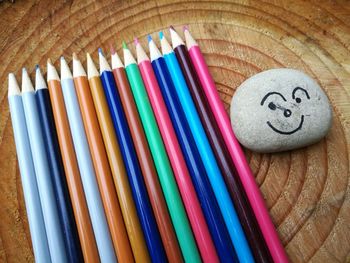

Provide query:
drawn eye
left=292, top=87, right=310, bottom=103
left=268, top=102, right=276, bottom=110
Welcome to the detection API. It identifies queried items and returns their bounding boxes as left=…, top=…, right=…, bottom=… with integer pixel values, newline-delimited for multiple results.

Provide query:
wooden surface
left=0, top=0, right=349, bottom=262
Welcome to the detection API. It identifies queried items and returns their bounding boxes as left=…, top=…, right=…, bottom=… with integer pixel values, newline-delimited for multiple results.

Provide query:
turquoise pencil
left=160, top=33, right=254, bottom=263
left=60, top=57, right=117, bottom=263
left=21, top=68, right=68, bottom=263
left=8, top=73, right=51, bottom=263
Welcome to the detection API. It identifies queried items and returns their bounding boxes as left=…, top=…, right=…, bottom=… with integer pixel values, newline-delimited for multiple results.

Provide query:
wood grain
left=0, top=1, right=349, bottom=262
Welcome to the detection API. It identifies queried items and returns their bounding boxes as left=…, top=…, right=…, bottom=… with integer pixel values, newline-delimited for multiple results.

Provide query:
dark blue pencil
left=35, top=66, right=83, bottom=263
left=99, top=49, right=166, bottom=263
left=148, top=36, right=238, bottom=263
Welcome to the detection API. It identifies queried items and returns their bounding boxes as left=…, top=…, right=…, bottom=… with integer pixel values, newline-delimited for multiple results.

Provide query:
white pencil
left=21, top=68, right=68, bottom=263
left=60, top=56, right=117, bottom=263
left=8, top=73, right=51, bottom=263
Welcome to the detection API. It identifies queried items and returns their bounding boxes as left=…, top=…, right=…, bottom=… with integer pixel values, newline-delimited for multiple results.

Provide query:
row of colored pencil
left=8, top=27, right=288, bottom=263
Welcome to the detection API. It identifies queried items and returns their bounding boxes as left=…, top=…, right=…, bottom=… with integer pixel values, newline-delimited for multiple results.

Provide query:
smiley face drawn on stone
left=260, top=87, right=310, bottom=135
left=230, top=68, right=332, bottom=153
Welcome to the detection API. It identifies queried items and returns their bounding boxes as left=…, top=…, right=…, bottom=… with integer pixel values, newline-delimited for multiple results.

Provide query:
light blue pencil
left=60, top=56, right=117, bottom=263
left=160, top=33, right=255, bottom=263
left=21, top=68, right=68, bottom=263
left=8, top=73, right=51, bottom=263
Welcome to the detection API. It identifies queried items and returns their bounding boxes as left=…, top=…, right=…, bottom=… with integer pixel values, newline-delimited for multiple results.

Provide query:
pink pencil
left=184, top=28, right=289, bottom=263
left=135, top=38, right=219, bottom=263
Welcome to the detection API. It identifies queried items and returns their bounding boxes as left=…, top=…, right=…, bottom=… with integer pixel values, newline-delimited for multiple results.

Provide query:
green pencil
left=123, top=42, right=201, bottom=263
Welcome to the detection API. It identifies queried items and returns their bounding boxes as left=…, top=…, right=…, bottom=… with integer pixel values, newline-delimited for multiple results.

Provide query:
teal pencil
left=123, top=42, right=201, bottom=263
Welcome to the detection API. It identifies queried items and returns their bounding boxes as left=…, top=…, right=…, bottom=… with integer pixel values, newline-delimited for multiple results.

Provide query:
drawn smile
left=267, top=115, right=304, bottom=135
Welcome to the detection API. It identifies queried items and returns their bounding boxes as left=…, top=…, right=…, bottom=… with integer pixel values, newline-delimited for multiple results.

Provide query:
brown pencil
left=72, top=53, right=133, bottom=262
left=86, top=52, right=150, bottom=263
left=47, top=59, right=100, bottom=263
left=110, top=49, right=183, bottom=263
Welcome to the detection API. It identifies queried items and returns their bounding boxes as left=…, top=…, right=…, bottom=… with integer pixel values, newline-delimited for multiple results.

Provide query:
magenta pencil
left=135, top=39, right=219, bottom=263
left=184, top=28, right=288, bottom=263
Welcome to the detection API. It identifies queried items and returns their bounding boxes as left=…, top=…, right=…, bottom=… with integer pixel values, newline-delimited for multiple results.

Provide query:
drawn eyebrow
left=292, top=87, right=310, bottom=99
left=260, top=92, right=287, bottom=106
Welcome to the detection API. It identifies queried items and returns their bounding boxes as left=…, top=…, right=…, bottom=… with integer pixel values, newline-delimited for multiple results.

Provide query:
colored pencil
left=171, top=27, right=273, bottom=263
left=136, top=39, right=218, bottom=263
left=47, top=59, right=100, bottom=263
left=73, top=53, right=131, bottom=262
left=8, top=73, right=51, bottom=263
left=184, top=27, right=289, bottom=263
left=160, top=33, right=254, bottom=263
left=98, top=49, right=165, bottom=263
left=111, top=48, right=183, bottom=263
left=86, top=52, right=144, bottom=263
left=21, top=68, right=68, bottom=263
left=60, top=56, right=116, bottom=263
left=149, top=36, right=238, bottom=263
left=123, top=42, right=201, bottom=263
left=35, top=66, right=83, bottom=263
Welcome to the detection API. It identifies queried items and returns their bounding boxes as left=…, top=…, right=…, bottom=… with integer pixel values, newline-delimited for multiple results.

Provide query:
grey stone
left=230, top=68, right=332, bottom=153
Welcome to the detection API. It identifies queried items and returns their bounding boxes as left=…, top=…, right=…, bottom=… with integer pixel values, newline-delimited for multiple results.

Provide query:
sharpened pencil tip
left=110, top=45, right=116, bottom=55
left=183, top=25, right=189, bottom=31
left=8, top=73, right=20, bottom=96
left=22, top=68, right=27, bottom=74
left=35, top=64, right=39, bottom=70
left=47, top=58, right=53, bottom=65
left=159, top=31, right=164, bottom=39
left=134, top=38, right=139, bottom=45
left=98, top=48, right=103, bottom=55
left=170, top=25, right=175, bottom=30
left=122, top=41, right=128, bottom=49
left=73, top=53, right=78, bottom=60
left=147, top=35, right=152, bottom=43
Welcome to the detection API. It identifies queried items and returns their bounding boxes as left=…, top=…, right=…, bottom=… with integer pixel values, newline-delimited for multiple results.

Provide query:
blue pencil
left=21, top=68, right=67, bottom=263
left=60, top=56, right=117, bottom=263
left=35, top=66, right=83, bottom=263
left=160, top=33, right=255, bottom=263
left=149, top=36, right=238, bottom=263
left=8, top=73, right=51, bottom=263
left=99, top=48, right=166, bottom=263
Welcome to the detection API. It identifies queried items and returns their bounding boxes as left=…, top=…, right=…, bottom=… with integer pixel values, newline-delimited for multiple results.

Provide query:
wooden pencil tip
left=134, top=38, right=139, bottom=45
left=122, top=41, right=128, bottom=49
left=183, top=25, right=189, bottom=31
left=147, top=35, right=152, bottom=43
left=47, top=58, right=53, bottom=65
left=98, top=48, right=103, bottom=55
left=35, top=64, right=40, bottom=71
left=110, top=45, right=116, bottom=55
left=22, top=67, right=34, bottom=92
left=170, top=25, right=175, bottom=30
left=8, top=73, right=20, bottom=96
left=73, top=52, right=78, bottom=60
left=159, top=31, right=164, bottom=40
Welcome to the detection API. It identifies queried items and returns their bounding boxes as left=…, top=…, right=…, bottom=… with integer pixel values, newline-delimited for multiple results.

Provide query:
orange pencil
left=86, top=53, right=149, bottom=263
left=47, top=59, right=99, bottom=263
left=72, top=53, right=133, bottom=262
